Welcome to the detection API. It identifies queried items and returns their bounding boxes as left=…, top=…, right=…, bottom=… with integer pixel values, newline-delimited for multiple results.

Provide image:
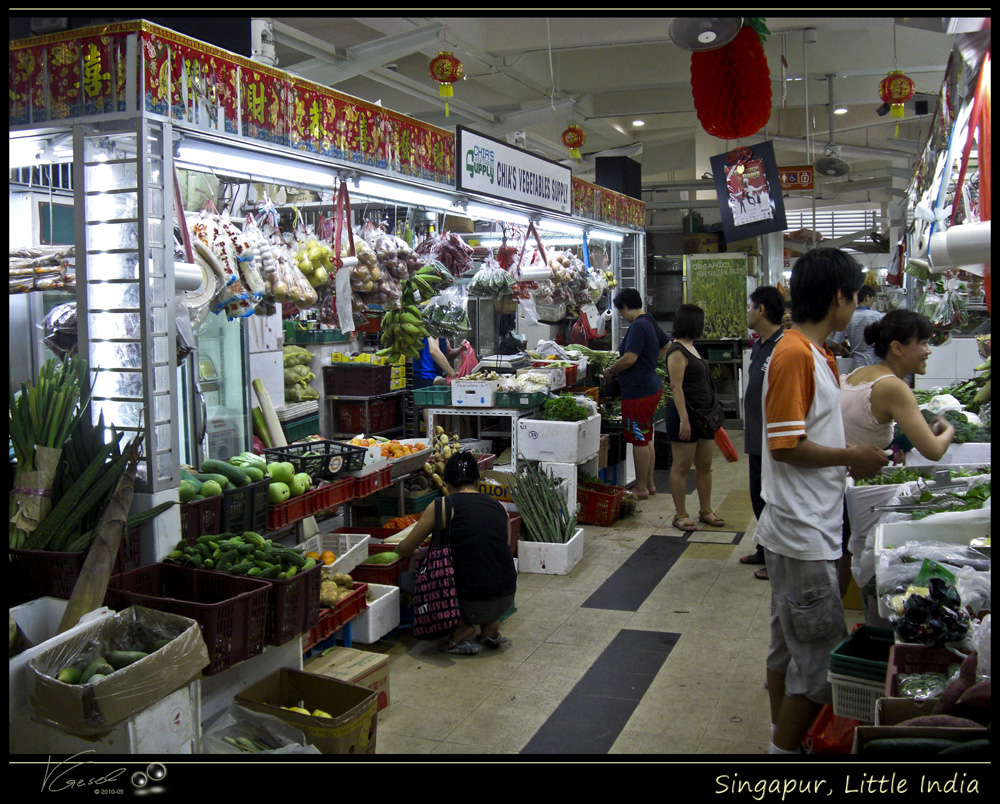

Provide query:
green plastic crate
left=495, top=391, right=548, bottom=408
left=411, top=386, right=452, bottom=406
left=828, top=626, right=895, bottom=682
left=280, top=413, right=320, bottom=443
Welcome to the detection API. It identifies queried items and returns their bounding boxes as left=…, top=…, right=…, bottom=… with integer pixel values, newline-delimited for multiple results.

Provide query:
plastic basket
left=296, top=532, right=371, bottom=576
left=828, top=626, right=895, bottom=682
left=323, top=364, right=391, bottom=396
left=475, top=454, right=495, bottom=472
left=828, top=670, right=885, bottom=723
left=179, top=495, right=222, bottom=540
left=264, top=439, right=367, bottom=480
left=266, top=486, right=325, bottom=531
left=576, top=483, right=625, bottom=527
left=316, top=477, right=355, bottom=511
left=262, top=563, right=324, bottom=646
left=8, top=528, right=143, bottom=607
left=105, top=562, right=270, bottom=676
left=336, top=399, right=396, bottom=435
left=350, top=543, right=410, bottom=586
left=412, top=386, right=452, bottom=406
left=219, top=478, right=270, bottom=534
left=281, top=413, right=321, bottom=443
left=247, top=478, right=271, bottom=534
left=352, top=466, right=393, bottom=498
left=884, top=644, right=965, bottom=698
left=495, top=391, right=547, bottom=408
left=301, top=582, right=369, bottom=653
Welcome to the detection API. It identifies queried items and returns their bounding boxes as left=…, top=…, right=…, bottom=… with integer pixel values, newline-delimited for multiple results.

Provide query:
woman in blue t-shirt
left=413, top=337, right=463, bottom=389
left=601, top=288, right=671, bottom=499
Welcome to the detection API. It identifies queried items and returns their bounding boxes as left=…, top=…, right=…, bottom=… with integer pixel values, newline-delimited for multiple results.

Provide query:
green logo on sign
left=466, top=145, right=495, bottom=184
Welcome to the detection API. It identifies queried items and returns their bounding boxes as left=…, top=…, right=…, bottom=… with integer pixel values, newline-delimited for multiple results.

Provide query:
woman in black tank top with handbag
left=396, top=452, right=517, bottom=655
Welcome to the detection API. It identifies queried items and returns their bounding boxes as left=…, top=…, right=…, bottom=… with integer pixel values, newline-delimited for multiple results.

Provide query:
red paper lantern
left=690, top=26, right=772, bottom=140
left=428, top=51, right=464, bottom=118
left=561, top=125, right=586, bottom=160
left=879, top=70, right=915, bottom=118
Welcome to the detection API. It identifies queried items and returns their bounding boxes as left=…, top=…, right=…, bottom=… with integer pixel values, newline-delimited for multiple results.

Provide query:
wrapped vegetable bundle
left=468, top=250, right=516, bottom=298
left=422, top=285, right=471, bottom=336
left=415, top=231, right=475, bottom=278
left=916, top=278, right=969, bottom=346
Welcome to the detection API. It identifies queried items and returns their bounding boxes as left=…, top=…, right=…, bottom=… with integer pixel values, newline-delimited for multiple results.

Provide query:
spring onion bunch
left=510, top=463, right=577, bottom=544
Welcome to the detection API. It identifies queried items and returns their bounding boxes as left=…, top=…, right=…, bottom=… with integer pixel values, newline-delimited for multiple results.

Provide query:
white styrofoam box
left=459, top=438, right=494, bottom=453
left=350, top=583, right=400, bottom=644
left=539, top=461, right=578, bottom=513
left=517, top=365, right=566, bottom=390
left=845, top=482, right=907, bottom=544
left=517, top=413, right=601, bottom=463
left=11, top=680, right=200, bottom=754
left=296, top=532, right=370, bottom=576
left=9, top=598, right=114, bottom=720
left=517, top=527, right=584, bottom=575
left=451, top=379, right=498, bottom=407
left=904, top=442, right=992, bottom=466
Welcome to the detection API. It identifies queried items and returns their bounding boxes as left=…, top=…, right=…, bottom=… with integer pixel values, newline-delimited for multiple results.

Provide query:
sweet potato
left=932, top=651, right=978, bottom=716
left=896, top=715, right=985, bottom=729
left=951, top=679, right=991, bottom=725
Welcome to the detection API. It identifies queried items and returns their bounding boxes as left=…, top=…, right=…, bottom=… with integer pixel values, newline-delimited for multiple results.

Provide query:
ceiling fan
left=668, top=18, right=743, bottom=51
left=814, top=73, right=852, bottom=178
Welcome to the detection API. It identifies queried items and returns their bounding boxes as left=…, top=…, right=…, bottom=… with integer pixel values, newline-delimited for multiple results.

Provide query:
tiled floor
left=357, top=430, right=864, bottom=755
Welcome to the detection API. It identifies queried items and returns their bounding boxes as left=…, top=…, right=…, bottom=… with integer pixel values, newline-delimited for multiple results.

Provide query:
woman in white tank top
left=841, top=308, right=956, bottom=461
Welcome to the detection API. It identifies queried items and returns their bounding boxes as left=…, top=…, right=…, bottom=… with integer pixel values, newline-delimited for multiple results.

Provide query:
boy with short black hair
left=758, top=248, right=889, bottom=754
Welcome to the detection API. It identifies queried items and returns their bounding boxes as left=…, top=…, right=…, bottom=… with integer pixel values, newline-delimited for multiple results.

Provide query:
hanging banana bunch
left=376, top=262, right=448, bottom=360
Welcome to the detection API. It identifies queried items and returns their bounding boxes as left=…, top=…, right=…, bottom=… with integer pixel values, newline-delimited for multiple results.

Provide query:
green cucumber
left=180, top=468, right=203, bottom=493
left=105, top=650, right=149, bottom=670
left=201, top=459, right=250, bottom=487
left=80, top=657, right=114, bottom=684
left=194, top=472, right=231, bottom=489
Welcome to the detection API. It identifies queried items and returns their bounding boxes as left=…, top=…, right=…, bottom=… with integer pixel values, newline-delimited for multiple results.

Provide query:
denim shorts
left=764, top=549, right=848, bottom=704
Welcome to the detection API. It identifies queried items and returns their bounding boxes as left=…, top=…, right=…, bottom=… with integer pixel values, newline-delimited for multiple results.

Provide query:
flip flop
left=438, top=640, right=481, bottom=655
left=754, top=567, right=769, bottom=581
left=699, top=511, right=726, bottom=527
left=477, top=634, right=511, bottom=650
left=739, top=553, right=766, bottom=566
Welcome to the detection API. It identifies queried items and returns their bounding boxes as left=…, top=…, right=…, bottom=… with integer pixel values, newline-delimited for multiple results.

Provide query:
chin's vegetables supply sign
left=457, top=126, right=572, bottom=216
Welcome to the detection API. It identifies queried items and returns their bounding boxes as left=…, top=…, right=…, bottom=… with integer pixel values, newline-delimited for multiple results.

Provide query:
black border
left=455, top=125, right=573, bottom=216
left=710, top=140, right=788, bottom=244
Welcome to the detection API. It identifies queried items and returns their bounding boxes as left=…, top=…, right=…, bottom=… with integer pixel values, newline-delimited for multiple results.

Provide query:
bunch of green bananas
left=376, top=263, right=448, bottom=360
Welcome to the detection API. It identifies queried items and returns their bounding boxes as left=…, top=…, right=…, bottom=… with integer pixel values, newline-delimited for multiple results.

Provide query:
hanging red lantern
left=561, top=125, right=586, bottom=160
left=690, top=24, right=772, bottom=140
left=428, top=51, right=464, bottom=118
left=879, top=70, right=915, bottom=119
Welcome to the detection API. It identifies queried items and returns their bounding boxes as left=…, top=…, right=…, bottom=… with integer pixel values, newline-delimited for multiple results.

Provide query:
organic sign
left=685, top=254, right=749, bottom=340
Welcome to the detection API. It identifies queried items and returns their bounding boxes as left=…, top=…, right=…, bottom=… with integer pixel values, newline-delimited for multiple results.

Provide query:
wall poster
left=710, top=140, right=787, bottom=244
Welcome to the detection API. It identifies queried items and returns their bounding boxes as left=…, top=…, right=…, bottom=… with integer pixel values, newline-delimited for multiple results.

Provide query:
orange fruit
left=320, top=550, right=336, bottom=566
left=304, top=551, right=320, bottom=561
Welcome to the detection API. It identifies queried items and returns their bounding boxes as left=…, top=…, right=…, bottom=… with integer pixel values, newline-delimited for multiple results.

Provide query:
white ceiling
left=269, top=15, right=984, bottom=221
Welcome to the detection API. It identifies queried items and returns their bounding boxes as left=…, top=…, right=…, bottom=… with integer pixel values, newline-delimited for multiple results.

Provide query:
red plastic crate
left=334, top=526, right=406, bottom=541
left=263, top=563, right=324, bottom=647
left=105, top=563, right=270, bottom=676
left=884, top=644, right=964, bottom=698
left=507, top=512, right=522, bottom=557
left=337, top=399, right=395, bottom=435
left=301, top=582, right=369, bottom=652
left=267, top=486, right=325, bottom=531
left=476, top=454, right=495, bottom=472
left=317, top=477, right=355, bottom=511
left=350, top=543, right=409, bottom=586
left=179, top=495, right=222, bottom=540
left=9, top=529, right=143, bottom=607
left=576, top=483, right=625, bottom=527
left=352, top=466, right=393, bottom=498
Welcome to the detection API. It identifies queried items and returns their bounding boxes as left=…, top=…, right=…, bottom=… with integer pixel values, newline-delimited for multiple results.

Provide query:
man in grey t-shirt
left=828, top=285, right=883, bottom=367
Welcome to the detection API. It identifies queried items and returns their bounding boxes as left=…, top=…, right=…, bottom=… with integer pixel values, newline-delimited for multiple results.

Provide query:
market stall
left=9, top=19, right=644, bottom=755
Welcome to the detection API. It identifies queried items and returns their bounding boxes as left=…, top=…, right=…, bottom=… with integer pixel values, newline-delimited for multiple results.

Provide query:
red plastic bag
left=715, top=427, right=739, bottom=462
left=802, top=704, right=862, bottom=754
left=456, top=340, right=479, bottom=378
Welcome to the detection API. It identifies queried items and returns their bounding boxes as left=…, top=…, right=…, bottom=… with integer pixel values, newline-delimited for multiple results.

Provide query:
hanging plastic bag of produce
left=468, top=249, right=516, bottom=298
left=521, top=291, right=541, bottom=327
left=415, top=230, right=475, bottom=278
left=422, top=284, right=471, bottom=336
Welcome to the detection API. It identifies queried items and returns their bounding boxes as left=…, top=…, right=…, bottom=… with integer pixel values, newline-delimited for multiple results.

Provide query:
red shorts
left=620, top=390, right=662, bottom=446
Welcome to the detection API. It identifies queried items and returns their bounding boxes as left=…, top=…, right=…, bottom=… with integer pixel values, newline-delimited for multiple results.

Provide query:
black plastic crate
left=263, top=439, right=367, bottom=480
left=323, top=364, right=391, bottom=396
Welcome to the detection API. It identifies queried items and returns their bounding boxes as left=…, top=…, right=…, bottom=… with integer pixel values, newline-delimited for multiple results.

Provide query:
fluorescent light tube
left=465, top=203, right=531, bottom=226
left=175, top=140, right=336, bottom=188
left=354, top=178, right=454, bottom=211
left=539, top=218, right=584, bottom=237
left=588, top=229, right=625, bottom=243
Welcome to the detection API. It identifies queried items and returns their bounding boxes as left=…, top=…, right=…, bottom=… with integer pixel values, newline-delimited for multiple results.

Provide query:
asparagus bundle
left=510, top=463, right=577, bottom=544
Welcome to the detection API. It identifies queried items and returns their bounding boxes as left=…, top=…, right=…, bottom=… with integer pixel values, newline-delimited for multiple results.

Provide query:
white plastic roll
left=174, top=261, right=206, bottom=292
left=518, top=266, right=554, bottom=282
left=929, top=221, right=991, bottom=275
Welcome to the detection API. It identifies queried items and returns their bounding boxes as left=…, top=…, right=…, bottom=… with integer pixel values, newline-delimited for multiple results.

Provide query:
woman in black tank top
left=396, top=452, right=517, bottom=655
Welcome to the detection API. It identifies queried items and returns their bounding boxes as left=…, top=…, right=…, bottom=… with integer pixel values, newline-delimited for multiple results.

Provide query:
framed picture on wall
left=710, top=141, right=787, bottom=244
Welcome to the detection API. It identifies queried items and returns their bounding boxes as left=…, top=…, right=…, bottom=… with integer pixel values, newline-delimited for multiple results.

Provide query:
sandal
left=699, top=510, right=725, bottom=527
left=672, top=515, right=698, bottom=532
left=754, top=567, right=770, bottom=581
left=477, top=634, right=511, bottom=650
left=739, top=553, right=766, bottom=566
left=437, top=640, right=481, bottom=655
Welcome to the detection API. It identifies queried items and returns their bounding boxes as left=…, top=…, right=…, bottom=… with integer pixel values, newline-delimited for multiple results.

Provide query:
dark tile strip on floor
left=581, top=534, right=689, bottom=611
left=520, top=629, right=680, bottom=754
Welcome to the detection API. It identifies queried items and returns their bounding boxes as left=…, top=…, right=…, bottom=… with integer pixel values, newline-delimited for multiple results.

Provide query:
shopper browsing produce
left=827, top=284, right=883, bottom=367
left=664, top=303, right=723, bottom=530
left=395, top=452, right=517, bottom=656
left=601, top=288, right=670, bottom=500
left=738, top=286, right=785, bottom=579
left=757, top=248, right=889, bottom=756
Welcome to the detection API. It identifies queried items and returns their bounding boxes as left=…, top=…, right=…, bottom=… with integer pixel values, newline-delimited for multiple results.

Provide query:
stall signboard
left=456, top=126, right=572, bottom=216
left=710, top=141, right=788, bottom=244
left=685, top=253, right=749, bottom=340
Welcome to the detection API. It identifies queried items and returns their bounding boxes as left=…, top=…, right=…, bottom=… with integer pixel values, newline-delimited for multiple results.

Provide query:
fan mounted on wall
left=814, top=74, right=852, bottom=177
left=668, top=17, right=743, bottom=51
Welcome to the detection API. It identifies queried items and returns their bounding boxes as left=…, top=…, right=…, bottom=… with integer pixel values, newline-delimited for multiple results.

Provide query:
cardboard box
left=682, top=233, right=721, bottom=254
left=518, top=527, right=585, bottom=575
left=598, top=434, right=610, bottom=470
left=234, top=668, right=378, bottom=754
left=305, top=646, right=390, bottom=711
left=724, top=236, right=762, bottom=256
left=28, top=606, right=210, bottom=736
left=11, top=680, right=200, bottom=754
left=451, top=379, right=498, bottom=407
left=350, top=583, right=401, bottom=644
left=477, top=469, right=518, bottom=504
left=517, top=413, right=601, bottom=463
left=852, top=697, right=988, bottom=755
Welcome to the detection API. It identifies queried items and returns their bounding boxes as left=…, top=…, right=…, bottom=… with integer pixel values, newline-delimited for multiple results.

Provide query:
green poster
left=686, top=254, right=748, bottom=340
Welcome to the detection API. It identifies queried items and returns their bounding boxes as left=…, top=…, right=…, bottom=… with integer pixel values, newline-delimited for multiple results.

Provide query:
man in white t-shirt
left=758, top=248, right=889, bottom=755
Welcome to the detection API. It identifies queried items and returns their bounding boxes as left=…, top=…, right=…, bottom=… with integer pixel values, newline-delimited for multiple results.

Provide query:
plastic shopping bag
left=715, top=427, right=739, bottom=462
left=456, top=341, right=479, bottom=378
left=802, top=705, right=861, bottom=754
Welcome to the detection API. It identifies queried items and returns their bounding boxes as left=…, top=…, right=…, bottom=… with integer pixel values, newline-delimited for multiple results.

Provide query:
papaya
left=362, top=551, right=400, bottom=564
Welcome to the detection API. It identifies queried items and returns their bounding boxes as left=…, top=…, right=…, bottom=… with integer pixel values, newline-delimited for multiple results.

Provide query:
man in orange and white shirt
left=757, top=248, right=889, bottom=755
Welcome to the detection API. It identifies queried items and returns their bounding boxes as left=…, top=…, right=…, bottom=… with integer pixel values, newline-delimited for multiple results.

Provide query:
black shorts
left=664, top=401, right=714, bottom=442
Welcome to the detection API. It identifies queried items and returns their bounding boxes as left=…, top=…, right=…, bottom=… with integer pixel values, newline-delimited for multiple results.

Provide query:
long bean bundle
left=510, top=463, right=577, bottom=544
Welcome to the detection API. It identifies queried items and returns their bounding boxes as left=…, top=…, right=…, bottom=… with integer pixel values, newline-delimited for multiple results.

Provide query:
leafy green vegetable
left=911, top=480, right=991, bottom=520
left=543, top=394, right=590, bottom=422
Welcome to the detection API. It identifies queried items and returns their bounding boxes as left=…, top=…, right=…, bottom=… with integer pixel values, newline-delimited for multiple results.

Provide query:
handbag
left=411, top=497, right=463, bottom=640
left=692, top=390, right=726, bottom=433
